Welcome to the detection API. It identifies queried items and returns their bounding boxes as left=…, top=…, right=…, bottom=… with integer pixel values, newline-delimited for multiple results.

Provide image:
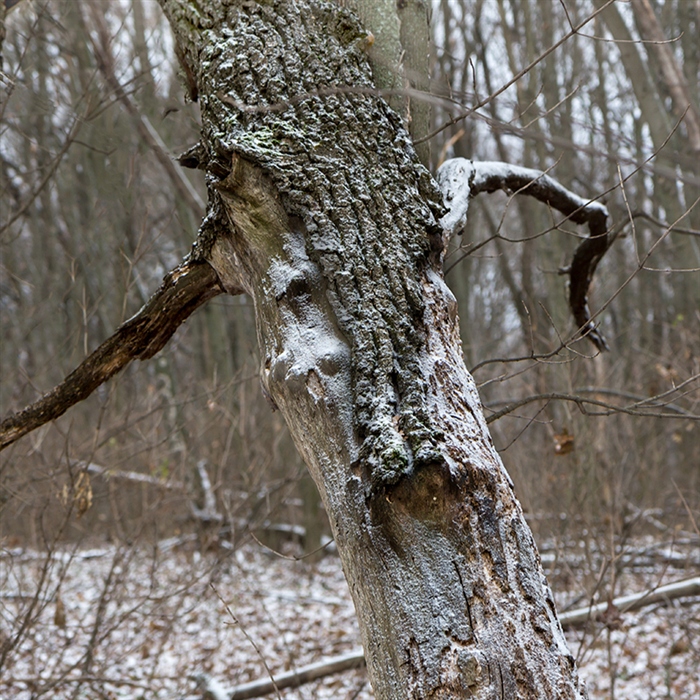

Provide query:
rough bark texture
left=160, top=0, right=586, bottom=697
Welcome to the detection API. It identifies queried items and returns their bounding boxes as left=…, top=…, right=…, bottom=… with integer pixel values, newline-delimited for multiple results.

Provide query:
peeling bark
left=158, top=1, right=588, bottom=697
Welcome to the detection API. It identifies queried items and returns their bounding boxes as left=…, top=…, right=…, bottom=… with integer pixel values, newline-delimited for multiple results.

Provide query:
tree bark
left=160, top=1, right=586, bottom=697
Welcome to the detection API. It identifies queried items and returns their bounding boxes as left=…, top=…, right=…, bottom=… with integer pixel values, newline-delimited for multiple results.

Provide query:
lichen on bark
left=166, top=0, right=446, bottom=487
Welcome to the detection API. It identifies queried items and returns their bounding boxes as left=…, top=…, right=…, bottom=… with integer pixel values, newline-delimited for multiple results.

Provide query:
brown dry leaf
left=54, top=593, right=66, bottom=629
left=601, top=601, right=623, bottom=631
left=74, top=471, right=93, bottom=519
left=670, top=637, right=689, bottom=655
left=655, top=363, right=679, bottom=383
left=553, top=429, right=575, bottom=456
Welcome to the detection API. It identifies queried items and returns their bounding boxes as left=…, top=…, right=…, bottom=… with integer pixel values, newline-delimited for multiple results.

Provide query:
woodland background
left=0, top=1, right=698, bottom=697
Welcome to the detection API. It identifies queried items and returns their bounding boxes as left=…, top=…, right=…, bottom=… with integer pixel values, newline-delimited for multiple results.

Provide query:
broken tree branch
left=191, top=459, right=224, bottom=523
left=438, top=158, right=611, bottom=351
left=0, top=259, right=226, bottom=451
left=82, top=461, right=186, bottom=490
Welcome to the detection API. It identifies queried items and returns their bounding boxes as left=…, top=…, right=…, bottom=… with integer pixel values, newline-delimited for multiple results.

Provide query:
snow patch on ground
left=1, top=540, right=697, bottom=699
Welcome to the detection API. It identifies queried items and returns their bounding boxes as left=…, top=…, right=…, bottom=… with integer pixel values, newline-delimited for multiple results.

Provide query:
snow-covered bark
left=160, top=0, right=587, bottom=696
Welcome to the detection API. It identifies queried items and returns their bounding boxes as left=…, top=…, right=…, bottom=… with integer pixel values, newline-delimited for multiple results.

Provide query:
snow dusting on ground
left=1, top=539, right=698, bottom=699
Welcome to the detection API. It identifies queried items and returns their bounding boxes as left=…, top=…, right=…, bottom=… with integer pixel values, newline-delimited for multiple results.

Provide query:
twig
left=483, top=391, right=699, bottom=424
left=210, top=584, right=283, bottom=700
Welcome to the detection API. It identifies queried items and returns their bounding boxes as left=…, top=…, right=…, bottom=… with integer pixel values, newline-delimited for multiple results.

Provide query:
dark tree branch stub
left=438, top=158, right=612, bottom=351
left=0, top=259, right=225, bottom=451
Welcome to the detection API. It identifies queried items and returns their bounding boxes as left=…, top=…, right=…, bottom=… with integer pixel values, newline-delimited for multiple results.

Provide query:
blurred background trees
left=430, top=0, right=699, bottom=545
left=1, top=0, right=697, bottom=553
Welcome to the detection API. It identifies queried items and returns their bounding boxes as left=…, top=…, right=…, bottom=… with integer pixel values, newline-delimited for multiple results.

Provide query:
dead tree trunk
left=160, top=0, right=586, bottom=697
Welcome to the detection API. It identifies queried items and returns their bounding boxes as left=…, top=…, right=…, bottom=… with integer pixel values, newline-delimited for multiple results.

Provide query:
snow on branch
left=437, top=157, right=611, bottom=351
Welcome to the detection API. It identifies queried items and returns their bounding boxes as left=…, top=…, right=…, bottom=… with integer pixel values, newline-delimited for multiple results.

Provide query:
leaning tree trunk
left=161, top=0, right=586, bottom=697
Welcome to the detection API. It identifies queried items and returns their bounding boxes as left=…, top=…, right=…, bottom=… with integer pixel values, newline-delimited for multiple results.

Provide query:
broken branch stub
left=0, top=259, right=225, bottom=451
left=438, top=157, right=611, bottom=351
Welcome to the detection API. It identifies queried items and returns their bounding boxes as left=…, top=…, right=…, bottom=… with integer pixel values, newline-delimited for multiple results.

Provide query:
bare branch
left=0, top=259, right=226, bottom=451
left=629, top=210, right=700, bottom=238
left=82, top=462, right=186, bottom=491
left=417, top=0, right=616, bottom=144
left=630, top=0, right=700, bottom=154
left=1, top=114, right=85, bottom=236
left=483, top=388, right=699, bottom=424
left=86, top=5, right=205, bottom=216
left=438, top=158, right=611, bottom=351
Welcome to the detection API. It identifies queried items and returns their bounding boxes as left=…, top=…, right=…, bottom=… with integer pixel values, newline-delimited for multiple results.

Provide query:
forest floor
left=1, top=534, right=698, bottom=700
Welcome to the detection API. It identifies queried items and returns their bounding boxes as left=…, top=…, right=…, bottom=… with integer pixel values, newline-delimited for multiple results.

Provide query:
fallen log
left=558, top=576, right=700, bottom=628
left=199, top=649, right=365, bottom=700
